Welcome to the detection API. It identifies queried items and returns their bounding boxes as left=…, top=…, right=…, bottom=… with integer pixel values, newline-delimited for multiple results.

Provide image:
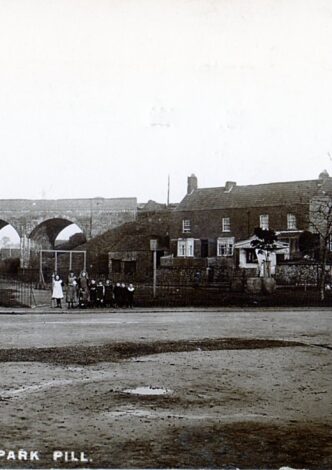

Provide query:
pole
left=153, top=249, right=157, bottom=298
left=69, top=251, right=72, bottom=271
left=167, top=174, right=170, bottom=206
left=55, top=251, right=58, bottom=274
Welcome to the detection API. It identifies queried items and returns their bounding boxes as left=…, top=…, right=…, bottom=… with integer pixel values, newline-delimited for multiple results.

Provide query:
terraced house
left=166, top=171, right=332, bottom=281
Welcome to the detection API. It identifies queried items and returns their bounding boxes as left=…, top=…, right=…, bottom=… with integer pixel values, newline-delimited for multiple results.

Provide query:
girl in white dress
left=52, top=274, right=64, bottom=308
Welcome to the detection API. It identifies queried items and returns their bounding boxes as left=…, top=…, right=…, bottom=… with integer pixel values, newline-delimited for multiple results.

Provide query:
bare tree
left=0, top=236, right=10, bottom=248
left=309, top=194, right=332, bottom=301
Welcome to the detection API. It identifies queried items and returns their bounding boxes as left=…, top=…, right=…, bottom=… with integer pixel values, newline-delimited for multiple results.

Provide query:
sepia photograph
left=0, top=0, right=331, bottom=469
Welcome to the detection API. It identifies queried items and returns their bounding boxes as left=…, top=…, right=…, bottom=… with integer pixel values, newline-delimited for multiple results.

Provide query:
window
left=112, top=259, right=121, bottom=273
left=260, top=214, right=269, bottom=230
left=217, top=237, right=234, bottom=256
left=182, top=219, right=191, bottom=233
left=246, top=248, right=257, bottom=263
left=222, top=217, right=231, bottom=232
left=287, top=213, right=297, bottom=230
left=124, top=261, right=136, bottom=274
left=177, top=238, right=194, bottom=257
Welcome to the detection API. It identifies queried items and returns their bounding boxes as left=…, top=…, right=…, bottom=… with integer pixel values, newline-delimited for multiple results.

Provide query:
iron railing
left=0, top=275, right=35, bottom=308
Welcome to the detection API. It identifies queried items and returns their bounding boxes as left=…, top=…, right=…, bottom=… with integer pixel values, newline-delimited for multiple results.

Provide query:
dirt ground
left=0, top=308, right=331, bottom=469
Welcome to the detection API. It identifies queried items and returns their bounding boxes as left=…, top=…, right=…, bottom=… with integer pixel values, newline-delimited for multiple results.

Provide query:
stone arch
left=28, top=218, right=87, bottom=249
left=0, top=220, right=21, bottom=263
left=0, top=219, right=22, bottom=238
left=55, top=223, right=86, bottom=248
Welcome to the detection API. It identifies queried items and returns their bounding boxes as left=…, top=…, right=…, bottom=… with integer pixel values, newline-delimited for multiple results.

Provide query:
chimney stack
left=318, top=169, right=330, bottom=182
left=224, top=181, right=236, bottom=192
left=187, top=174, right=198, bottom=195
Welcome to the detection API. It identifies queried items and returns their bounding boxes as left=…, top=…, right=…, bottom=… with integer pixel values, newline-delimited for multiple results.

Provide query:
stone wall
left=275, top=262, right=319, bottom=286
left=158, top=256, right=206, bottom=285
left=157, top=256, right=234, bottom=286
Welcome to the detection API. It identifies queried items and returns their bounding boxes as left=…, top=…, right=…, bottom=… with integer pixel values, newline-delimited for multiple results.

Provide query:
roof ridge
left=194, top=179, right=319, bottom=192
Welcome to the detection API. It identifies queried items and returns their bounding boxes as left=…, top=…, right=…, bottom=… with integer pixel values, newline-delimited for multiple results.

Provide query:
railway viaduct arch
left=0, top=197, right=137, bottom=267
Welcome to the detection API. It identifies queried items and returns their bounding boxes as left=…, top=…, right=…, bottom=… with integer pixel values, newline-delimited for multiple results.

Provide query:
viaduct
left=0, top=197, right=137, bottom=266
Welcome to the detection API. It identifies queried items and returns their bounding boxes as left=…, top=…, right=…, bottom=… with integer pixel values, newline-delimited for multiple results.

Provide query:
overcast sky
left=1, top=0, right=332, bottom=206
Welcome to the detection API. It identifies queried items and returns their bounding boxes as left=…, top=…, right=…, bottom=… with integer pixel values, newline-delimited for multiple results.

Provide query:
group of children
left=51, top=271, right=135, bottom=309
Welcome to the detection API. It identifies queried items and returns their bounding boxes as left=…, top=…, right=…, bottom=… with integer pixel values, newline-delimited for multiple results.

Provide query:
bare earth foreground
left=0, top=308, right=331, bottom=469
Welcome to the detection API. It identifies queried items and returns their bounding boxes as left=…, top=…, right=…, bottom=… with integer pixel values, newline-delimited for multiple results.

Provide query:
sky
left=0, top=0, right=332, bottom=208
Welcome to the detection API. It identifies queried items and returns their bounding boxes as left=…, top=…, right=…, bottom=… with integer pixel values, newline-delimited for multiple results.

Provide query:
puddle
left=123, top=386, right=171, bottom=396
left=106, top=407, right=276, bottom=420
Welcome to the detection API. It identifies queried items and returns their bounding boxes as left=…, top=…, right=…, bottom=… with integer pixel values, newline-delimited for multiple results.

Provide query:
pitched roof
left=75, top=211, right=171, bottom=255
left=138, top=200, right=167, bottom=212
left=176, top=178, right=332, bottom=212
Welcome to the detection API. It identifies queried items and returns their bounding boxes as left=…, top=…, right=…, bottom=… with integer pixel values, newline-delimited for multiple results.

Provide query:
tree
left=250, top=228, right=279, bottom=277
left=309, top=194, right=332, bottom=301
left=298, top=231, right=320, bottom=259
left=0, top=236, right=10, bottom=248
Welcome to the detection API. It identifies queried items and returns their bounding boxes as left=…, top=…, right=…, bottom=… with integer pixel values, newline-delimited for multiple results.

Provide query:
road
left=0, top=308, right=331, bottom=469
left=0, top=307, right=331, bottom=348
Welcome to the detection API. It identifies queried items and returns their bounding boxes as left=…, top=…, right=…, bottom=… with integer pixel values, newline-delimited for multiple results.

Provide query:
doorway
left=201, top=239, right=208, bottom=258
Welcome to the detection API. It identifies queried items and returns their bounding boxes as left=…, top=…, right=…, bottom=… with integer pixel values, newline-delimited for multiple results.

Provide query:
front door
left=201, top=239, right=208, bottom=258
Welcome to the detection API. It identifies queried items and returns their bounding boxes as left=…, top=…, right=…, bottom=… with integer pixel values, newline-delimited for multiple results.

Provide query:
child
left=89, top=279, right=97, bottom=308
left=78, top=287, right=88, bottom=309
left=104, top=279, right=113, bottom=308
left=52, top=274, right=64, bottom=308
left=66, top=271, right=78, bottom=309
left=96, top=280, right=105, bottom=307
left=127, top=283, right=135, bottom=308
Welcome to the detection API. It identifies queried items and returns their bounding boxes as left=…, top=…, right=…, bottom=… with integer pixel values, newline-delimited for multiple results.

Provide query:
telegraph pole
left=167, top=174, right=170, bottom=206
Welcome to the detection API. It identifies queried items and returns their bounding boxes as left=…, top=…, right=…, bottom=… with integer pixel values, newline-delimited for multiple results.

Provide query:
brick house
left=166, top=172, right=332, bottom=281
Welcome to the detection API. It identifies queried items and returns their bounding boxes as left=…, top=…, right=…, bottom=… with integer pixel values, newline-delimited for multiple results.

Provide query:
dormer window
left=222, top=217, right=231, bottom=232
left=287, top=213, right=297, bottom=230
left=182, top=219, right=191, bottom=233
left=260, top=214, right=269, bottom=230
